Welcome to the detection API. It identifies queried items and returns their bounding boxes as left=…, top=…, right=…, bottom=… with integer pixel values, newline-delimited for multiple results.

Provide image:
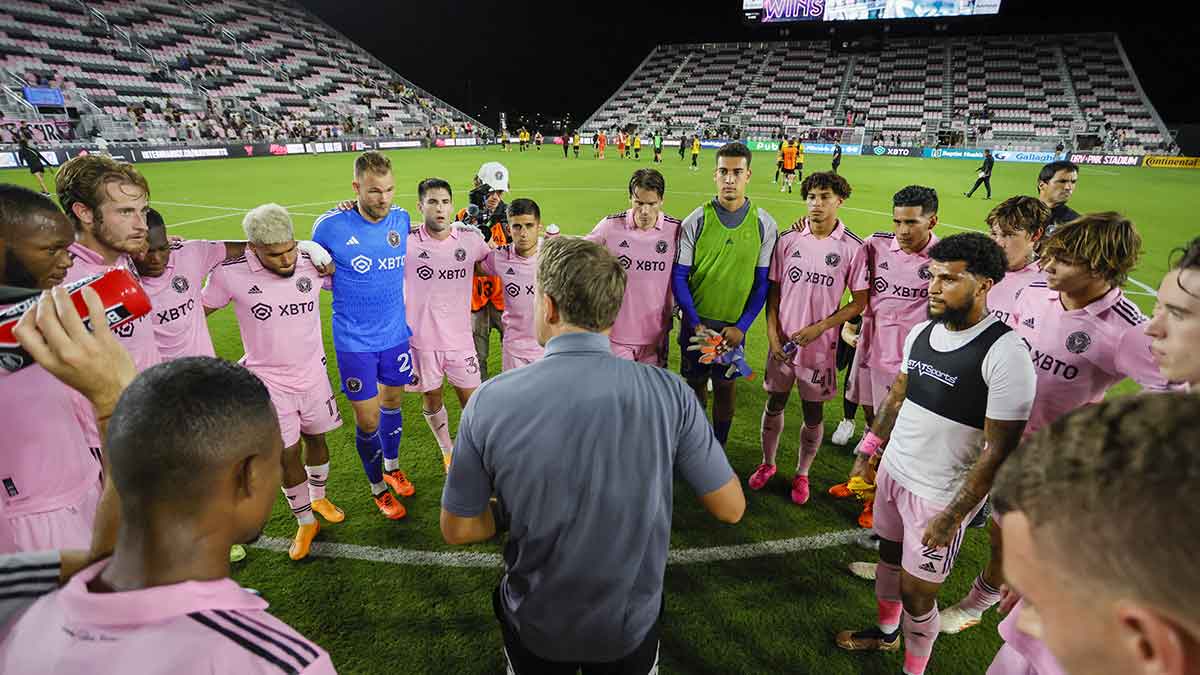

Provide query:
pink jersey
left=0, top=560, right=335, bottom=674
left=202, top=252, right=329, bottom=395
left=584, top=210, right=680, bottom=345
left=0, top=332, right=96, bottom=525
left=405, top=225, right=489, bottom=351
left=481, top=245, right=542, bottom=357
left=769, top=219, right=869, bottom=368
left=849, top=231, right=939, bottom=373
left=64, top=242, right=161, bottom=372
left=1013, top=283, right=1170, bottom=436
left=141, top=240, right=227, bottom=360
left=988, top=263, right=1043, bottom=328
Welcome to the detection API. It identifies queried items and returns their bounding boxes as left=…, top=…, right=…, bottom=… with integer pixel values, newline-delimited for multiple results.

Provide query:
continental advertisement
left=1143, top=155, right=1200, bottom=169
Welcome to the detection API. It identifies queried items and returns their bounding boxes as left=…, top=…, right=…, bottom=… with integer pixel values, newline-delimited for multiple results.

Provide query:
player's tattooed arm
left=922, top=417, right=1027, bottom=549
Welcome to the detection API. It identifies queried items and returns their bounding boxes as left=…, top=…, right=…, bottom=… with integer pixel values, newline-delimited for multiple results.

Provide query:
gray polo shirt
left=441, top=331, right=734, bottom=662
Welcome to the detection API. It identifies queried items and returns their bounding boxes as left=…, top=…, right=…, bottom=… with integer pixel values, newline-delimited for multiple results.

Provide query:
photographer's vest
left=689, top=201, right=763, bottom=324
left=462, top=206, right=510, bottom=311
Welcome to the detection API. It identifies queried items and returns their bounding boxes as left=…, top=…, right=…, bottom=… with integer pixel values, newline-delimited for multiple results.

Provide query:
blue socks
left=380, top=406, right=403, bottom=459
left=714, top=419, right=732, bottom=446
left=355, top=427, right=384, bottom=485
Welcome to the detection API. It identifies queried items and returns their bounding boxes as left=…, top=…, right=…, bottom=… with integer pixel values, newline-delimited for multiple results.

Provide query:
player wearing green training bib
left=671, top=142, right=779, bottom=447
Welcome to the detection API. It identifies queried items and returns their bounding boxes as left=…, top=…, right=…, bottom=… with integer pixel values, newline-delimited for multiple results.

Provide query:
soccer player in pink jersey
left=0, top=357, right=336, bottom=674
left=0, top=186, right=103, bottom=554
left=407, top=178, right=491, bottom=471
left=988, top=394, right=1200, bottom=675
left=479, top=198, right=545, bottom=371
left=1146, top=237, right=1200, bottom=390
left=985, top=196, right=1050, bottom=328
left=203, top=204, right=344, bottom=560
left=941, top=212, right=1170, bottom=637
left=584, top=169, right=681, bottom=366
left=750, top=172, right=869, bottom=504
left=829, top=185, right=941, bottom=528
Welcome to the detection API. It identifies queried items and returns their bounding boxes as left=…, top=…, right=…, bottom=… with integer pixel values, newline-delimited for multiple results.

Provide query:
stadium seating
left=583, top=33, right=1171, bottom=153
left=0, top=0, right=485, bottom=143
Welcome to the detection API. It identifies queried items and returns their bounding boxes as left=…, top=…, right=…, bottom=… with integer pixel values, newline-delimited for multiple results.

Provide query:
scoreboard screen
left=741, top=0, right=1002, bottom=23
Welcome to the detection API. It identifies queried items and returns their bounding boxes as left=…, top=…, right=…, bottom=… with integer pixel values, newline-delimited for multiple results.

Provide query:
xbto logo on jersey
left=1066, top=331, right=1092, bottom=354
left=114, top=323, right=135, bottom=338
left=171, top=275, right=189, bottom=293
left=351, top=255, right=373, bottom=274
left=1021, top=337, right=1080, bottom=380
left=505, top=282, right=520, bottom=298
left=296, top=276, right=312, bottom=293
left=618, top=254, right=632, bottom=270
left=787, top=266, right=836, bottom=287
left=874, top=276, right=928, bottom=298
left=250, top=303, right=273, bottom=321
left=417, top=265, right=435, bottom=281
left=655, top=240, right=668, bottom=254
left=157, top=299, right=197, bottom=324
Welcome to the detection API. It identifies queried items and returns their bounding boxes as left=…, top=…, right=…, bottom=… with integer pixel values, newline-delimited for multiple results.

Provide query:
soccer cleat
left=791, top=475, right=811, bottom=505
left=835, top=626, right=901, bottom=652
left=939, top=604, right=984, bottom=634
left=831, top=419, right=856, bottom=446
left=288, top=521, right=320, bottom=561
left=383, top=469, right=415, bottom=498
left=858, top=500, right=874, bottom=529
left=229, top=545, right=246, bottom=563
left=848, top=561, right=878, bottom=580
left=310, top=498, right=345, bottom=523
left=373, top=491, right=407, bottom=520
left=829, top=481, right=853, bottom=499
left=748, top=463, right=777, bottom=490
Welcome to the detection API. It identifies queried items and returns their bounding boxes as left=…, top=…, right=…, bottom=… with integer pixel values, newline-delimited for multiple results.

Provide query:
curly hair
left=55, top=154, right=150, bottom=231
left=928, top=232, right=1007, bottom=283
left=986, top=196, right=1050, bottom=239
left=800, top=172, right=852, bottom=200
left=892, top=185, right=938, bottom=215
left=1038, top=212, right=1141, bottom=286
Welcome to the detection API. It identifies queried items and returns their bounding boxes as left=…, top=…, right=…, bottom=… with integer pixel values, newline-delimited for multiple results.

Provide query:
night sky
left=296, top=0, right=1200, bottom=131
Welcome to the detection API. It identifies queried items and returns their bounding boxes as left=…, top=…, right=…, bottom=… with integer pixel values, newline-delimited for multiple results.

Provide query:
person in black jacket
left=16, top=138, right=51, bottom=196
left=964, top=148, right=994, bottom=199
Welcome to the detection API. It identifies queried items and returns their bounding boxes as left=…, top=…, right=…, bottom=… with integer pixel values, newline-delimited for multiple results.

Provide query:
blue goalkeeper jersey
left=312, top=205, right=412, bottom=352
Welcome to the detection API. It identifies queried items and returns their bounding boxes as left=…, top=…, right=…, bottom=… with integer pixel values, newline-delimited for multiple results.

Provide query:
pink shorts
left=844, top=355, right=895, bottom=409
left=408, top=347, right=482, bottom=392
left=871, top=464, right=984, bottom=584
left=611, top=341, right=664, bottom=366
left=763, top=357, right=837, bottom=401
left=502, top=347, right=542, bottom=371
left=0, top=479, right=102, bottom=554
left=270, top=379, right=343, bottom=448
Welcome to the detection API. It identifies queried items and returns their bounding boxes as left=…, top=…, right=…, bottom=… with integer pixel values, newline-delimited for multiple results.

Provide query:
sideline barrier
left=1143, top=155, right=1200, bottom=169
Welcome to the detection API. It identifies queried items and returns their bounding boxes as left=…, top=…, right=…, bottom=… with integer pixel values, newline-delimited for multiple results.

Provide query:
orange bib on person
left=461, top=208, right=508, bottom=311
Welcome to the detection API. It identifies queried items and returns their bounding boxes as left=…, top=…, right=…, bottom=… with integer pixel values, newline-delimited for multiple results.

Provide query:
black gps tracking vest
left=905, top=320, right=1011, bottom=430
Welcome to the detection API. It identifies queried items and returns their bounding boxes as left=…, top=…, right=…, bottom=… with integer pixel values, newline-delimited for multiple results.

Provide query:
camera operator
left=458, top=162, right=511, bottom=380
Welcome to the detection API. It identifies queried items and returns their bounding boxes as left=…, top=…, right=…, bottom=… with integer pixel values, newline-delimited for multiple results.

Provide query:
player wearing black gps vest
left=836, top=233, right=1035, bottom=675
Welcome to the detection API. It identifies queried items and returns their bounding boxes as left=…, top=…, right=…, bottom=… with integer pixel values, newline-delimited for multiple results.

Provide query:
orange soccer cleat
left=383, top=469, right=415, bottom=498
left=373, top=491, right=407, bottom=520
left=310, top=498, right=345, bottom=524
left=289, top=521, right=320, bottom=561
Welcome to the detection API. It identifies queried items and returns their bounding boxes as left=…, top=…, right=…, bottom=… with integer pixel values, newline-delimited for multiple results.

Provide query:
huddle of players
left=1, top=144, right=1196, bottom=675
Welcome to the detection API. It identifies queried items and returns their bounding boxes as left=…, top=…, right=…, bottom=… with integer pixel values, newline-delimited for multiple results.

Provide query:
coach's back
left=440, top=238, right=742, bottom=668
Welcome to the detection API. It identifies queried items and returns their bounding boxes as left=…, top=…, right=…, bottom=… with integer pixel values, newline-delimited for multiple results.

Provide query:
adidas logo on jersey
left=879, top=262, right=890, bottom=270
left=791, top=251, right=802, bottom=258
left=346, top=236, right=360, bottom=246
left=418, top=251, right=430, bottom=259
left=919, top=562, right=937, bottom=573
left=506, top=267, right=516, bottom=275
left=248, top=286, right=262, bottom=294
left=1023, top=318, right=1035, bottom=328
left=619, top=240, right=630, bottom=248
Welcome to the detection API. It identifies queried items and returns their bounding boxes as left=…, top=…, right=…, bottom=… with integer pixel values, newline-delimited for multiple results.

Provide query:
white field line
left=168, top=210, right=322, bottom=228
left=250, top=528, right=867, bottom=568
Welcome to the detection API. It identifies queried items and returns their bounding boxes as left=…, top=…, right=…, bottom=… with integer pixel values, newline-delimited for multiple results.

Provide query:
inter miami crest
left=171, top=275, right=189, bottom=293
left=825, top=253, right=841, bottom=267
left=918, top=264, right=932, bottom=281
left=387, top=230, right=401, bottom=248
left=455, top=248, right=467, bottom=262
left=296, top=276, right=313, bottom=293
left=1066, top=331, right=1092, bottom=354
left=656, top=240, right=668, bottom=254
left=346, top=377, right=363, bottom=394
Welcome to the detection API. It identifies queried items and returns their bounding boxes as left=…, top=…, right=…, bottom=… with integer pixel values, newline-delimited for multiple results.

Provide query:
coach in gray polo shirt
left=441, top=236, right=745, bottom=674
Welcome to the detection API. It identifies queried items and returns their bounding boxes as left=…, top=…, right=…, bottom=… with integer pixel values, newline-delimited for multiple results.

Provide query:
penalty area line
left=249, top=528, right=868, bottom=568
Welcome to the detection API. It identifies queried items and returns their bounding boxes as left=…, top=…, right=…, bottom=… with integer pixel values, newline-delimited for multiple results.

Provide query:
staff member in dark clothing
left=964, top=149, right=994, bottom=199
left=441, top=237, right=744, bottom=675
left=16, top=138, right=51, bottom=196
left=1036, top=160, right=1080, bottom=236
left=832, top=142, right=843, bottom=174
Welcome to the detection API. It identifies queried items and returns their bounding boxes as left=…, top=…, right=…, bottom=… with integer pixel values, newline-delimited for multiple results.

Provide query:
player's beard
left=426, top=218, right=448, bottom=233
left=929, top=300, right=972, bottom=329
left=3, top=249, right=38, bottom=289
left=94, top=211, right=144, bottom=255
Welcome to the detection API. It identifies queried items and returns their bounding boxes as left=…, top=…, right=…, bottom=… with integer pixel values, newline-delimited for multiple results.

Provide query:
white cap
left=476, top=162, right=510, bottom=192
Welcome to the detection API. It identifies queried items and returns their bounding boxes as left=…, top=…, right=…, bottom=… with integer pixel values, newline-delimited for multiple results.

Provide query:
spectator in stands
left=1037, top=160, right=1080, bottom=235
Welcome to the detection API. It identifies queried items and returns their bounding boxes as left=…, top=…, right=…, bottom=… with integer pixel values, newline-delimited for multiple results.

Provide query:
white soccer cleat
left=831, top=419, right=856, bottom=446
left=939, top=604, right=984, bottom=634
left=848, top=561, right=877, bottom=580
